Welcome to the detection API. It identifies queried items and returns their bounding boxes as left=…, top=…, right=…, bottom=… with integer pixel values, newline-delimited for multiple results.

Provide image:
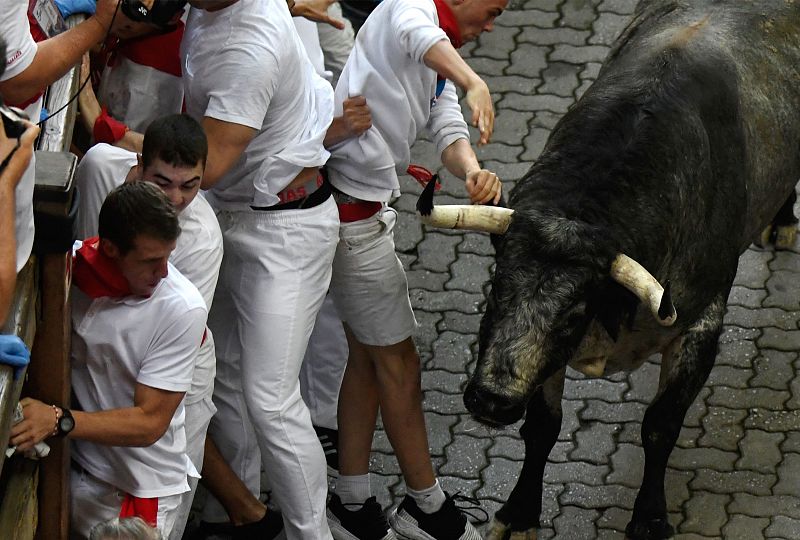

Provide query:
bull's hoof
left=485, top=517, right=538, bottom=540
left=625, top=518, right=674, bottom=539
left=755, top=225, right=774, bottom=248
left=774, top=224, right=797, bottom=250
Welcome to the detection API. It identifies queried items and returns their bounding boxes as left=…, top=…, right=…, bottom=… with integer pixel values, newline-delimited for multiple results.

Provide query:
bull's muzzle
left=416, top=181, right=677, bottom=326
left=463, top=379, right=527, bottom=427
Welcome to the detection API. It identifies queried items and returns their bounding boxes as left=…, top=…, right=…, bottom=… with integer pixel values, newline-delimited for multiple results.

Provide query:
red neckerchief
left=433, top=0, right=463, bottom=49
left=72, top=238, right=132, bottom=299
left=117, top=22, right=185, bottom=78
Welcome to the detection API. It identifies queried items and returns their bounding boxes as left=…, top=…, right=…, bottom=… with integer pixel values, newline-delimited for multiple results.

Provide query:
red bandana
left=119, top=493, right=159, bottom=527
left=72, top=238, right=132, bottom=299
left=433, top=0, right=463, bottom=49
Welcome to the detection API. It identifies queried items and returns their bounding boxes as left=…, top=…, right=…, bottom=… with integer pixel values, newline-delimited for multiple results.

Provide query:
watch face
left=59, top=415, right=75, bottom=433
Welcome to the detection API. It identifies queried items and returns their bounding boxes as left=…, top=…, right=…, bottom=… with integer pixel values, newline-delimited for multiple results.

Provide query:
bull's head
left=416, top=180, right=676, bottom=426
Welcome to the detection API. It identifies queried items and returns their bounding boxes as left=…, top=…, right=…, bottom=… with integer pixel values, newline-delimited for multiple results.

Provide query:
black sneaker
left=327, top=493, right=398, bottom=540
left=389, top=493, right=483, bottom=540
left=189, top=511, right=283, bottom=540
left=314, top=425, right=340, bottom=473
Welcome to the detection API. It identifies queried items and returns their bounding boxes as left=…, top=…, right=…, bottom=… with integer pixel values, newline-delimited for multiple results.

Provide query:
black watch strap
left=57, top=407, right=75, bottom=437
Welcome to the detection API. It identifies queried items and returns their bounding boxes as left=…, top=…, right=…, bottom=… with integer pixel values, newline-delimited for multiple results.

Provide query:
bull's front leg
left=626, top=295, right=726, bottom=540
left=487, top=368, right=566, bottom=540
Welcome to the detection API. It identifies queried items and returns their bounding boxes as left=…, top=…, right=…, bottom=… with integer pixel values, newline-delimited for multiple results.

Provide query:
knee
left=375, top=349, right=421, bottom=393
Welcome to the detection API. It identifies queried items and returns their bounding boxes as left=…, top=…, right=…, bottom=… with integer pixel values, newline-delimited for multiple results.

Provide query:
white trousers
left=70, top=468, right=182, bottom=539
left=204, top=198, right=338, bottom=540
left=168, top=395, right=216, bottom=540
left=300, top=294, right=348, bottom=430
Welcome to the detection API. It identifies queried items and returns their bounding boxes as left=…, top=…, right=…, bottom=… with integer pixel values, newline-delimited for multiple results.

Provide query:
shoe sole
left=389, top=509, right=484, bottom=540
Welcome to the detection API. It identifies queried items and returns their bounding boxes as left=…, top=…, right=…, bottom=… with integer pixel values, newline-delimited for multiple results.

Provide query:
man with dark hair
left=10, top=182, right=207, bottom=539
left=74, top=113, right=224, bottom=540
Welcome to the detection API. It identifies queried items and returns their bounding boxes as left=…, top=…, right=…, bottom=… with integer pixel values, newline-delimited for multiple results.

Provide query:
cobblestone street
left=376, top=0, right=800, bottom=538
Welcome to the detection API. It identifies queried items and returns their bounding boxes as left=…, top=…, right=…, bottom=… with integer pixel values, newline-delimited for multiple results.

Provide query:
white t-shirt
left=71, top=267, right=207, bottom=498
left=73, top=143, right=223, bottom=403
left=1, top=0, right=43, bottom=271
left=326, top=0, right=469, bottom=202
left=181, top=0, right=334, bottom=209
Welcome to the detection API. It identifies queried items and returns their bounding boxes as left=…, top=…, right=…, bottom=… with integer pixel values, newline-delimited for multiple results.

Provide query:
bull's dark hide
left=463, top=1, right=800, bottom=539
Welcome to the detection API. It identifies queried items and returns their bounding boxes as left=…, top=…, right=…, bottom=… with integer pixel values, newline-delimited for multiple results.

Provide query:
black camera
left=121, top=0, right=188, bottom=28
left=0, top=104, right=29, bottom=139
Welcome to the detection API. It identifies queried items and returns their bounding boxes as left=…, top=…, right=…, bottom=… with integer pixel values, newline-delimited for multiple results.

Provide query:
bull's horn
left=610, top=254, right=677, bottom=326
left=416, top=177, right=514, bottom=234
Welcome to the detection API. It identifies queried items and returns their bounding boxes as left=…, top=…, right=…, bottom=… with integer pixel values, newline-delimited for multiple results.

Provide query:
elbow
left=136, top=422, right=170, bottom=447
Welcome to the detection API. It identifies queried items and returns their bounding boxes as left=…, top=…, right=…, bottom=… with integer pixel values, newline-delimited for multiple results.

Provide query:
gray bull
left=417, top=1, right=800, bottom=538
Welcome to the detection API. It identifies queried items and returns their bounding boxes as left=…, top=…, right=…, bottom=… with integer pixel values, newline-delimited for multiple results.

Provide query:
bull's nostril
left=463, top=384, right=525, bottom=426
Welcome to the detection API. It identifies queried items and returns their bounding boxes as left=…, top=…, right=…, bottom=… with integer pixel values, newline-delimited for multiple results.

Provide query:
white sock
left=407, top=479, right=446, bottom=514
left=335, top=474, right=371, bottom=505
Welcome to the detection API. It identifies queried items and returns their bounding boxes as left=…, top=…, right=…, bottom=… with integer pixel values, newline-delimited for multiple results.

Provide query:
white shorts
left=330, top=206, right=416, bottom=346
left=70, top=467, right=183, bottom=539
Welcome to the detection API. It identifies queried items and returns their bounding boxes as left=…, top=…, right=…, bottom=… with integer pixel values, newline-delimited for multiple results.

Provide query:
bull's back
left=612, top=0, right=800, bottom=251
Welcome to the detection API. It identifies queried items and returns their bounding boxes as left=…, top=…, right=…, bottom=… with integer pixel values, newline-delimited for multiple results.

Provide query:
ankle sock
left=335, top=473, right=371, bottom=505
left=407, top=479, right=446, bottom=514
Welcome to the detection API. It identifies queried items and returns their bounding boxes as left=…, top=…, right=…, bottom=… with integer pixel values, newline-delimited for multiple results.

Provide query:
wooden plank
left=0, top=457, right=39, bottom=540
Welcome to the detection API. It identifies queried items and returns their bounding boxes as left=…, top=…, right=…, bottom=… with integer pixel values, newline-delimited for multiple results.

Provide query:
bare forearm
left=0, top=182, right=17, bottom=327
left=423, top=40, right=482, bottom=94
left=441, top=138, right=479, bottom=179
left=71, top=407, right=169, bottom=447
left=0, top=18, right=109, bottom=105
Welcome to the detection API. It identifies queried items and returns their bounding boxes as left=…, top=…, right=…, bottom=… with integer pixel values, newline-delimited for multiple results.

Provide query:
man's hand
left=290, top=0, right=345, bottom=29
left=465, top=168, right=502, bottom=205
left=465, top=79, right=494, bottom=146
left=92, top=0, right=124, bottom=31
left=341, top=96, right=372, bottom=138
left=9, top=398, right=57, bottom=452
left=0, top=119, right=40, bottom=189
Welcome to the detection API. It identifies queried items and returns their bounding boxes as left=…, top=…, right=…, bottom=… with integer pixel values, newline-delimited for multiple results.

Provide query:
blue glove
left=39, top=107, right=49, bottom=123
left=54, top=0, right=97, bottom=19
left=0, top=335, right=30, bottom=380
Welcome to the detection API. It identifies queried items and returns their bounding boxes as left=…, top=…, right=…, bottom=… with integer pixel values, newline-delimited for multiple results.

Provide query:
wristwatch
left=56, top=407, right=75, bottom=437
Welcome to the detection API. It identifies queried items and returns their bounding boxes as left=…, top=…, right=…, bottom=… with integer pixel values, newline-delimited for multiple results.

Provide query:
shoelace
left=449, top=492, right=489, bottom=525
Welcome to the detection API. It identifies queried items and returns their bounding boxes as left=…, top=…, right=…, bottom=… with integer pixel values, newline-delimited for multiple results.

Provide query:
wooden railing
left=0, top=13, right=84, bottom=540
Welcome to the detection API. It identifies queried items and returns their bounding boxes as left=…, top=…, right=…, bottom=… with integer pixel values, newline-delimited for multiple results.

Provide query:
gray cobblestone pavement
left=377, top=1, right=800, bottom=538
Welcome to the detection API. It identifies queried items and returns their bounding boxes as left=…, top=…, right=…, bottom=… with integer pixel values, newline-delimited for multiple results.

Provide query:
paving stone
left=446, top=253, right=494, bottom=294
left=370, top=451, right=401, bottom=476
left=559, top=482, right=637, bottom=510
left=764, top=270, right=800, bottom=310
left=551, top=43, right=611, bottom=64
left=745, top=408, right=800, bottom=433
left=559, top=398, right=586, bottom=441
left=789, top=374, right=800, bottom=410
left=496, top=8, right=559, bottom=28
left=683, top=387, right=711, bottom=427
left=457, top=233, right=495, bottom=257
left=589, top=11, right=630, bottom=45
left=668, top=447, right=738, bottom=472
left=423, top=389, right=467, bottom=415
left=665, top=468, right=694, bottom=513
left=758, top=327, right=800, bottom=353
left=372, top=473, right=402, bottom=510
left=751, top=350, right=797, bottom=391
left=519, top=27, right=590, bottom=45
left=724, top=305, right=800, bottom=330
left=425, top=412, right=460, bottom=457
left=690, top=469, right=775, bottom=496
left=421, top=368, right=468, bottom=395
left=607, top=443, right=643, bottom=489
left=538, top=61, right=583, bottom=97
left=765, top=516, right=800, bottom=539
left=482, top=160, right=531, bottom=185
left=406, top=268, right=449, bottom=292
left=564, top=377, right=627, bottom=401
left=718, top=325, right=761, bottom=344
left=548, top=440, right=572, bottom=463
left=727, top=285, right=768, bottom=308
left=729, top=494, right=800, bottom=520
left=411, top=290, right=485, bottom=314
left=507, top=44, right=549, bottom=78
left=398, top=251, right=417, bottom=270
left=465, top=56, right=508, bottom=77
left=715, top=338, right=759, bottom=368
left=551, top=505, right=599, bottom=539
left=676, top=426, right=702, bottom=449
left=436, top=475, right=482, bottom=499
left=412, top=310, right=443, bottom=353
left=698, top=406, right=746, bottom=452
left=596, top=506, right=631, bottom=534
left=733, top=249, right=773, bottom=288
left=681, top=492, right=730, bottom=537
left=520, top=126, right=553, bottom=161
left=599, top=0, right=638, bottom=14
left=501, top=91, right=574, bottom=114
left=706, top=365, right=752, bottom=389
left=560, top=0, right=599, bottom=30
left=394, top=214, right=424, bottom=253
left=474, top=26, right=520, bottom=59
left=545, top=460, right=609, bottom=486
left=773, top=453, right=800, bottom=497
left=438, top=311, right=483, bottom=335
left=720, top=514, right=770, bottom=540
left=430, top=331, right=476, bottom=373
left=414, top=232, right=461, bottom=273
left=440, top=434, right=492, bottom=479
left=708, top=386, right=790, bottom=411
left=770, top=249, right=800, bottom=272
left=581, top=400, right=647, bottom=425
left=488, top=434, right=524, bottom=459
left=617, top=421, right=641, bottom=444
left=474, top=141, right=524, bottom=164
left=782, top=431, right=800, bottom=453
left=477, top=456, right=521, bottom=504
left=624, top=360, right=659, bottom=403
left=490, top=110, right=535, bottom=146
left=571, top=420, right=619, bottom=464
left=736, top=430, right=784, bottom=474
left=527, top=0, right=561, bottom=10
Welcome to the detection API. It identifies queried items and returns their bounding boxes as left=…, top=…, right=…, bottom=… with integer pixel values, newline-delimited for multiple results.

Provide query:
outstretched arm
left=441, top=138, right=501, bottom=205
